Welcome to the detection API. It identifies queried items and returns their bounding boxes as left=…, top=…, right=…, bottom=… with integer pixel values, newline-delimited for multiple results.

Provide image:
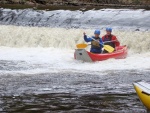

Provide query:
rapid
left=0, top=25, right=150, bottom=73
left=0, top=8, right=150, bottom=113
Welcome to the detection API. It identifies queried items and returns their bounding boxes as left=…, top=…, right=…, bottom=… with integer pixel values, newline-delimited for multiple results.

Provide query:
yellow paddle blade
left=76, top=43, right=88, bottom=49
left=103, top=45, right=115, bottom=53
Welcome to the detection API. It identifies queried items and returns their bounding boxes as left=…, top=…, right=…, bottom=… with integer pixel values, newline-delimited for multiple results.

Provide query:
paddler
left=102, top=28, right=120, bottom=53
left=83, top=29, right=103, bottom=54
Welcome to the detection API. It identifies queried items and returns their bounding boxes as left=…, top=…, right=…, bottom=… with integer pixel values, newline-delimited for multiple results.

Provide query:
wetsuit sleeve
left=84, top=35, right=92, bottom=42
left=112, top=35, right=120, bottom=46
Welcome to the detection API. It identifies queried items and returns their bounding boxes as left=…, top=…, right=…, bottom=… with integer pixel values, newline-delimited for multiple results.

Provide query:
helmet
left=94, top=29, right=100, bottom=35
left=106, top=28, right=112, bottom=32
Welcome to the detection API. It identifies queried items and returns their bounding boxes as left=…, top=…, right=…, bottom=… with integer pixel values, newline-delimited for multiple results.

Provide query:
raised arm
left=83, top=32, right=92, bottom=42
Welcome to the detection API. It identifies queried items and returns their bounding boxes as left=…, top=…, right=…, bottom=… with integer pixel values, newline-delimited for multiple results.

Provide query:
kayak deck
left=133, top=81, right=150, bottom=110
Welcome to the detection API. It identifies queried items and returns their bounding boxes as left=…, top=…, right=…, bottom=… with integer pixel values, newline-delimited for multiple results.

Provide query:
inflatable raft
left=74, top=45, right=127, bottom=62
left=133, top=81, right=150, bottom=110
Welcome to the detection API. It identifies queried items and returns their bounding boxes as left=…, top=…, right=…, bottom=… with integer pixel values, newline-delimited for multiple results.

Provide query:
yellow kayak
left=133, top=81, right=150, bottom=110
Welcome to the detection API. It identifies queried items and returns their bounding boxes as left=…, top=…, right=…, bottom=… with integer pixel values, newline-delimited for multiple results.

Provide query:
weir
left=0, top=7, right=149, bottom=113
left=0, top=8, right=150, bottom=30
left=0, top=25, right=150, bottom=53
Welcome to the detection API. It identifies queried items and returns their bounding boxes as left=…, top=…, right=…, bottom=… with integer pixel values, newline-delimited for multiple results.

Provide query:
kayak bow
left=133, top=81, right=150, bottom=110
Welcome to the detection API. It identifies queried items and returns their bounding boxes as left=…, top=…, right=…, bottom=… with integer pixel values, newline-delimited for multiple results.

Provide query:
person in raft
left=83, top=29, right=103, bottom=54
left=102, top=28, right=120, bottom=53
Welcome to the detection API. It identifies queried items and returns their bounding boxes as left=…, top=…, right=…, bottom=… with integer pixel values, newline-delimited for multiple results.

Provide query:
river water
left=0, top=8, right=150, bottom=113
left=0, top=70, right=150, bottom=113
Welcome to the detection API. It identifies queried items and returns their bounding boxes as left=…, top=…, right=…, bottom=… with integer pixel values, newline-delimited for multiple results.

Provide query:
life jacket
left=91, top=37, right=101, bottom=49
left=103, top=35, right=115, bottom=48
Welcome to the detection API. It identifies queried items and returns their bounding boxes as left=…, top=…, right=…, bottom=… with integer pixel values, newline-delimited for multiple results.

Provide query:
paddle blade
left=103, top=45, right=115, bottom=53
left=76, top=44, right=88, bottom=49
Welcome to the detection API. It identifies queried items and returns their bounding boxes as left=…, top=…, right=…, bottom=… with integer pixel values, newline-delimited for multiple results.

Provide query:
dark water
left=0, top=60, right=150, bottom=113
left=0, top=93, right=145, bottom=113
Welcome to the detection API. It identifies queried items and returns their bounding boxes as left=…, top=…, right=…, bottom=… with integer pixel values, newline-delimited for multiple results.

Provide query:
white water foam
left=0, top=47, right=150, bottom=74
left=0, top=25, right=150, bottom=53
left=0, top=25, right=150, bottom=74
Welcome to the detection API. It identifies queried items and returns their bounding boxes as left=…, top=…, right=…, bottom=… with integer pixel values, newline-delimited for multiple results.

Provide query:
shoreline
left=0, top=4, right=150, bottom=11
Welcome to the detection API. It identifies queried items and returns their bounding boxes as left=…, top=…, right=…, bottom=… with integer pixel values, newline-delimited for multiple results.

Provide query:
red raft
left=74, top=45, right=128, bottom=62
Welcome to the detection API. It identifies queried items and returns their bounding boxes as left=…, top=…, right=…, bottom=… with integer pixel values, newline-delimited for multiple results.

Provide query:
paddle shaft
left=89, top=37, right=118, bottom=46
left=103, top=40, right=118, bottom=44
left=90, top=37, right=117, bottom=44
left=90, top=37, right=115, bottom=53
left=90, top=37, right=103, bottom=46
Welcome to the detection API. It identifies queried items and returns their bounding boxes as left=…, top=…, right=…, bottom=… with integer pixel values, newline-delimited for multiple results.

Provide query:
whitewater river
left=0, top=8, right=150, bottom=113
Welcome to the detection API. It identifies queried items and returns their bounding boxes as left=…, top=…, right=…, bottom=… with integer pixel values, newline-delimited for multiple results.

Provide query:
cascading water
left=0, top=8, right=150, bottom=113
left=0, top=8, right=150, bottom=29
left=0, top=25, right=150, bottom=52
left=0, top=25, right=150, bottom=73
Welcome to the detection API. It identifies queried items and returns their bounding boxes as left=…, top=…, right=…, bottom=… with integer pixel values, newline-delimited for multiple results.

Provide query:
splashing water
left=0, top=25, right=150, bottom=74
left=0, top=9, right=150, bottom=113
left=0, top=25, right=150, bottom=53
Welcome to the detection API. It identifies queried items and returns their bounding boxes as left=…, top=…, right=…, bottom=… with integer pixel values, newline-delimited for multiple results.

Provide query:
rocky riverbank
left=0, top=0, right=150, bottom=5
left=0, top=4, right=150, bottom=11
left=0, top=0, right=150, bottom=10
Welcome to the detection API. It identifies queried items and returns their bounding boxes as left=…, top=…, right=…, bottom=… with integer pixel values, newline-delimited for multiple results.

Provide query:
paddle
left=103, top=40, right=118, bottom=44
left=103, top=45, right=114, bottom=53
left=90, top=37, right=115, bottom=53
left=76, top=43, right=89, bottom=49
left=76, top=39, right=116, bottom=53
left=76, top=42, right=114, bottom=53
